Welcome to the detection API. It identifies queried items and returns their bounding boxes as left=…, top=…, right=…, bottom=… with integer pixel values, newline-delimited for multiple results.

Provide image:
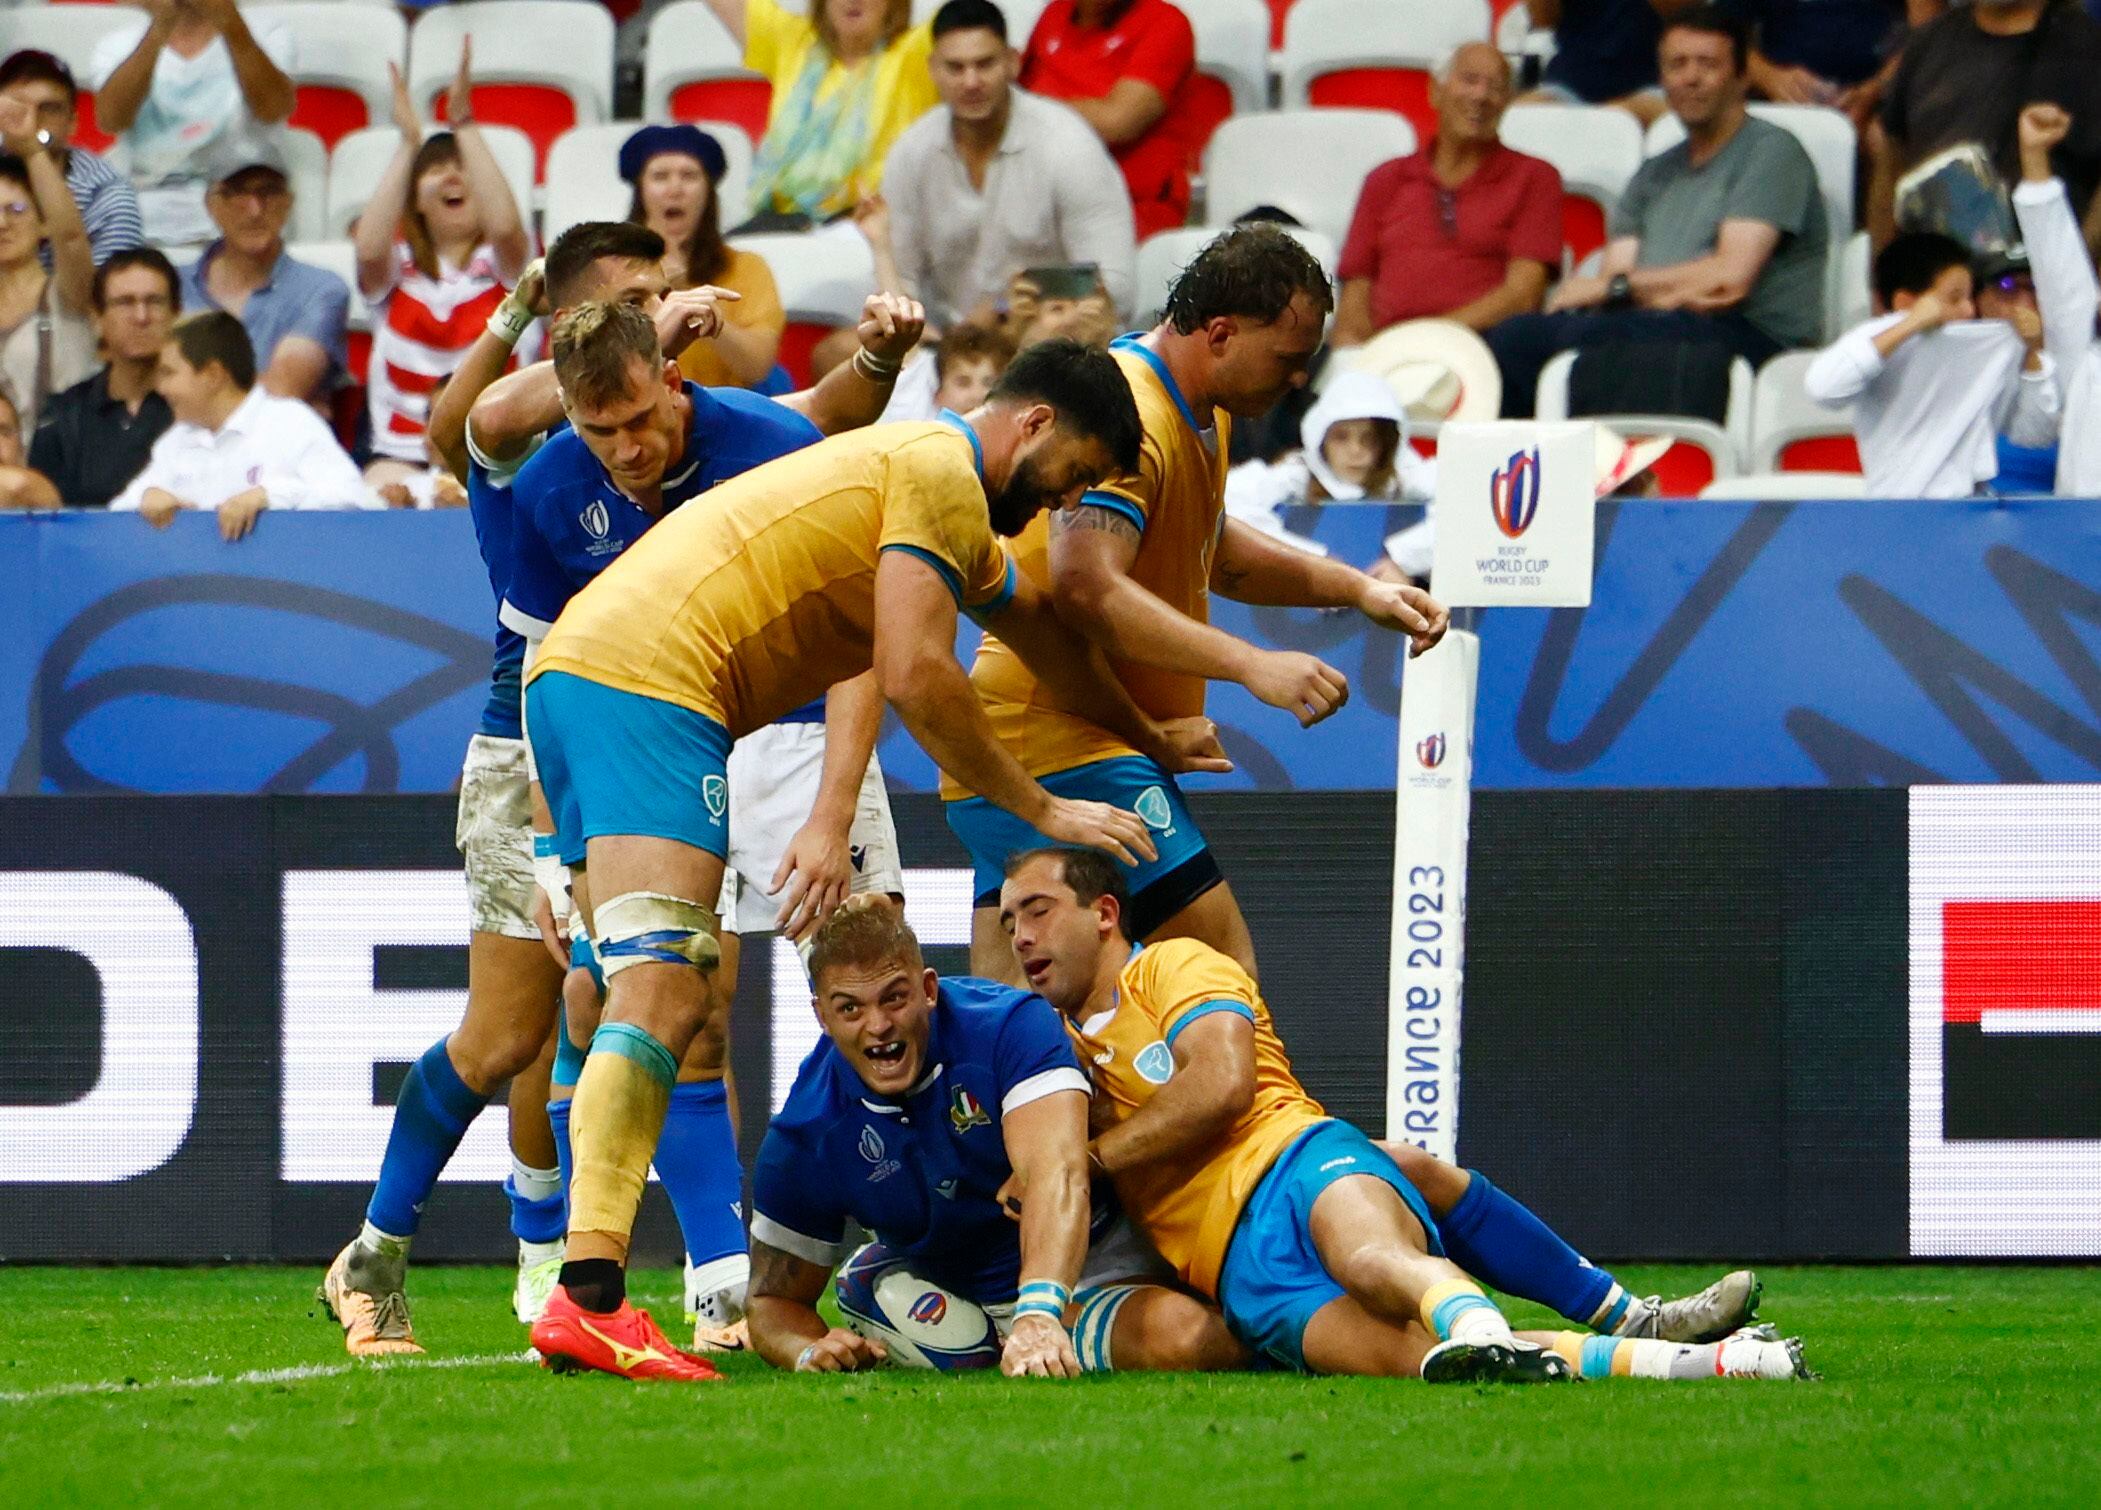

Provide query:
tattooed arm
left=1048, top=503, right=1356, bottom=727
left=745, top=1239, right=886, bottom=1373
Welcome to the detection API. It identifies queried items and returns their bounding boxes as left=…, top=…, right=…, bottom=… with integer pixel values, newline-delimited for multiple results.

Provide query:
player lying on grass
left=744, top=900, right=1240, bottom=1378
left=999, top=847, right=1813, bottom=1381
left=521, top=336, right=1231, bottom=1382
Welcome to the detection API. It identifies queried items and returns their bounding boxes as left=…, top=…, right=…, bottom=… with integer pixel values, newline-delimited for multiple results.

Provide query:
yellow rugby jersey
left=527, top=421, right=1015, bottom=737
left=944, top=338, right=1232, bottom=798
left=1067, top=937, right=1326, bottom=1297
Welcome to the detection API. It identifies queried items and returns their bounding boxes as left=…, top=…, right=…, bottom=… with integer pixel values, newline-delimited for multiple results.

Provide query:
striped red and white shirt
left=366, top=243, right=513, bottom=462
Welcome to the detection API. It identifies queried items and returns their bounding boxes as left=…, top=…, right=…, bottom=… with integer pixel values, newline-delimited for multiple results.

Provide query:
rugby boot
left=319, top=1242, right=425, bottom=1358
left=532, top=1285, right=724, bottom=1382
left=1422, top=1339, right=1575, bottom=1384
left=1618, top=1270, right=1762, bottom=1343
left=1714, top=1324, right=1818, bottom=1380
left=513, top=1251, right=563, bottom=1325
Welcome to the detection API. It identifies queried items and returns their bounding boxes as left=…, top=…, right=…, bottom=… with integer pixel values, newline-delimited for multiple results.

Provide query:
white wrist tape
left=486, top=295, right=535, bottom=347
left=531, top=836, right=571, bottom=925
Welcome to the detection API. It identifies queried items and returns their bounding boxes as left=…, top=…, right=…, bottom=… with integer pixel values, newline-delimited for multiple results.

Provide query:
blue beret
left=618, top=124, right=727, bottom=186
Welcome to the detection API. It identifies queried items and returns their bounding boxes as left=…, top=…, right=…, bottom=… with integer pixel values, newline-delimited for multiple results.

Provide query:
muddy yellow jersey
left=1067, top=937, right=1325, bottom=1297
left=527, top=420, right=1014, bottom=737
left=945, top=338, right=1231, bottom=798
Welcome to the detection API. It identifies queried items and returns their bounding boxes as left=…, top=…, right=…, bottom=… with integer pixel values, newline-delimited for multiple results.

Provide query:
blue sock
left=365, top=1038, right=487, bottom=1238
left=548, top=1096, right=574, bottom=1195
left=652, top=1080, right=745, bottom=1266
left=1436, top=1170, right=1616, bottom=1326
left=505, top=1167, right=565, bottom=1244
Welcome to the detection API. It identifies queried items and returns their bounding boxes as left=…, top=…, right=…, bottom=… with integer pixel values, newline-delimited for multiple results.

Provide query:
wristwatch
left=1604, top=273, right=1634, bottom=309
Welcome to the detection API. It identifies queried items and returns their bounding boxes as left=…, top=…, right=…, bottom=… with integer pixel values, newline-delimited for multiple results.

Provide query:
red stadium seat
left=288, top=86, right=370, bottom=154
left=1267, top=0, right=1295, bottom=47
left=775, top=321, right=838, bottom=389
left=1307, top=69, right=1439, bottom=146
left=71, top=93, right=111, bottom=154
left=1562, top=192, right=1609, bottom=265
left=409, top=2, right=613, bottom=180
left=1281, top=0, right=1491, bottom=146
left=431, top=86, right=578, bottom=176
left=1753, top=353, right=1862, bottom=474
left=1778, top=435, right=1863, bottom=474
left=668, top=79, right=773, bottom=144
left=648, top=2, right=772, bottom=146
left=248, top=5, right=404, bottom=154
left=1499, top=105, right=1645, bottom=269
left=1648, top=438, right=1719, bottom=497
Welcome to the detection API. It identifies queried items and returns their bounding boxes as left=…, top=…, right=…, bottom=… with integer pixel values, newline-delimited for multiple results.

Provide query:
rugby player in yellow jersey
left=998, top=848, right=1813, bottom=1382
left=948, top=224, right=1448, bottom=986
left=519, top=312, right=1228, bottom=1382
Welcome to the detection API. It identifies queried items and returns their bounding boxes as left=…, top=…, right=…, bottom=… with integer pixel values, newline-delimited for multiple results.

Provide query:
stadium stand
left=541, top=119, right=754, bottom=248
left=1134, top=224, right=1338, bottom=324
left=247, top=2, right=406, bottom=152
left=281, top=126, right=331, bottom=246
left=409, top=1, right=616, bottom=175
left=1279, top=0, right=1492, bottom=145
left=0, top=1, right=142, bottom=151
left=642, top=0, right=770, bottom=142
left=1537, top=348, right=1747, bottom=492
left=1181, top=0, right=1271, bottom=169
left=726, top=228, right=877, bottom=386
left=1751, top=349, right=1863, bottom=475
left=326, top=123, right=538, bottom=241
left=1496, top=102, right=1643, bottom=268
left=1700, top=471, right=1866, bottom=499
left=1203, top=108, right=1414, bottom=244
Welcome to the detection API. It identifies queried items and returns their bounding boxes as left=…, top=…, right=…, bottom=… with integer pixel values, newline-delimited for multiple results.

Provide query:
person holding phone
left=881, top=0, right=1134, bottom=332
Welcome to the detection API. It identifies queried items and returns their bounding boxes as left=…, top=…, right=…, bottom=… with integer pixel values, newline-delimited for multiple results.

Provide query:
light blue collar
left=936, top=408, right=986, bottom=482
left=1110, top=333, right=1205, bottom=435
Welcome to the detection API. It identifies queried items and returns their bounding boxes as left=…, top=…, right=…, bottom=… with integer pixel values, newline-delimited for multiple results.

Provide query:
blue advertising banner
left=2, top=498, right=2094, bottom=794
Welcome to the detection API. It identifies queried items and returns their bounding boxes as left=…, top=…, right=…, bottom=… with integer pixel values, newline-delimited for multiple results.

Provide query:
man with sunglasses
left=177, top=141, right=348, bottom=409
left=1331, top=42, right=1562, bottom=350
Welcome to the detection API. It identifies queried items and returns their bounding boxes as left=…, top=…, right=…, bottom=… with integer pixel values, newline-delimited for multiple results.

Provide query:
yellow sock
left=567, top=1023, right=676, bottom=1245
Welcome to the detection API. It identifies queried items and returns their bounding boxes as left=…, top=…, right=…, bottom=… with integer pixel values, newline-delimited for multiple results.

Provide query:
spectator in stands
left=1486, top=7, right=1828, bottom=419
left=0, top=387, right=59, bottom=509
left=932, top=318, right=1017, bottom=411
left=2015, top=102, right=2101, bottom=496
left=876, top=266, right=1107, bottom=420
left=1973, top=249, right=2061, bottom=491
left=1521, top=0, right=1694, bottom=126
left=355, top=48, right=532, bottom=487
left=1331, top=43, right=1562, bottom=349
left=112, top=311, right=367, bottom=533
left=882, top=0, right=1135, bottom=333
left=620, top=123, right=785, bottom=388
left=91, top=0, right=296, bottom=249
left=29, top=248, right=180, bottom=507
left=1874, top=0, right=2101, bottom=251
left=1019, top=0, right=1202, bottom=238
left=1225, top=371, right=1435, bottom=544
left=181, top=143, right=349, bottom=409
left=1804, top=230, right=2057, bottom=495
left=1725, top=0, right=1914, bottom=128
left=0, top=51, right=143, bottom=266
left=698, top=0, right=938, bottom=222
left=0, top=127, right=100, bottom=434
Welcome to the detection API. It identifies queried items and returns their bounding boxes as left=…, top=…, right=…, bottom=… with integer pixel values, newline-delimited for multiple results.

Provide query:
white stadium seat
left=1645, top=103, right=1857, bottom=240
left=1751, top=349, right=1861, bottom=474
left=1133, top=225, right=1339, bottom=325
left=1700, top=471, right=1866, bottom=500
left=1184, top=0, right=1273, bottom=115
left=1497, top=103, right=1643, bottom=264
left=246, top=3, right=406, bottom=151
left=408, top=1, right=614, bottom=172
left=285, top=238, right=372, bottom=335
left=1536, top=349, right=1747, bottom=493
left=1204, top=109, right=1415, bottom=244
left=281, top=126, right=330, bottom=245
left=325, top=123, right=536, bottom=240
left=542, top=121, right=755, bottom=249
left=729, top=229, right=876, bottom=326
left=644, top=0, right=771, bottom=144
left=1279, top=0, right=1491, bottom=143
left=1830, top=229, right=1872, bottom=340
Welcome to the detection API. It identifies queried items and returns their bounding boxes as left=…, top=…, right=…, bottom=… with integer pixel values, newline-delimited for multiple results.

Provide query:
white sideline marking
left=0, top=1350, right=536, bottom=1406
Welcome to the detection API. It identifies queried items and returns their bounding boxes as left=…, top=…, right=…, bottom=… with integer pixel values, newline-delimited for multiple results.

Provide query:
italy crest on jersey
left=950, top=1086, right=991, bottom=1134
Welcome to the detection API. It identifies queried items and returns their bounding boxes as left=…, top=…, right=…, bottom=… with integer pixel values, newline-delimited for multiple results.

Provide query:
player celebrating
left=522, top=324, right=1221, bottom=1382
left=999, top=847, right=1812, bottom=1381
left=949, top=223, right=1446, bottom=984
left=320, top=221, right=920, bottom=1359
left=744, top=901, right=1236, bottom=1378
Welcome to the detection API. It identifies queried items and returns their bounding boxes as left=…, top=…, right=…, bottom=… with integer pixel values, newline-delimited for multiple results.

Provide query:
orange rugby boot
left=531, top=1285, right=725, bottom=1383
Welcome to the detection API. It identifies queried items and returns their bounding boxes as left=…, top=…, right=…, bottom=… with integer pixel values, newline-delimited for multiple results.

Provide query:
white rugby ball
left=834, top=1245, right=1002, bottom=1371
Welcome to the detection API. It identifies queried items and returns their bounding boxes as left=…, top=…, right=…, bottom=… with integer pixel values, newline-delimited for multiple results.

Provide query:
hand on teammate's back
left=1243, top=650, right=1349, bottom=728
left=1001, top=1312, right=1081, bottom=1380
left=1036, top=797, right=1157, bottom=868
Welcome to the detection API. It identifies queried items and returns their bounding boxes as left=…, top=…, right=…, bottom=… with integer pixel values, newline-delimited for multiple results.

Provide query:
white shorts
left=455, top=733, right=538, bottom=939
left=717, top=721, right=904, bottom=936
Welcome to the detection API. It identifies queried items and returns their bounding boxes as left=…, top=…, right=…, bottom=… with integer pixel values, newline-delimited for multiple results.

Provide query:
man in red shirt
left=1020, top=0, right=1202, bottom=238
left=1332, top=42, right=1564, bottom=345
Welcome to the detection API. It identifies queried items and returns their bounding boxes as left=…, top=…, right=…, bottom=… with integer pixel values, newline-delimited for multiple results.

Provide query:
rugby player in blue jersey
left=320, top=220, right=922, bottom=1358
left=747, top=900, right=1239, bottom=1379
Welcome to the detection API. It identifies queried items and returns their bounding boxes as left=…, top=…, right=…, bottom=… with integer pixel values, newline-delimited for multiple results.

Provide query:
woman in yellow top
left=698, top=0, right=937, bottom=221
left=619, top=123, right=784, bottom=388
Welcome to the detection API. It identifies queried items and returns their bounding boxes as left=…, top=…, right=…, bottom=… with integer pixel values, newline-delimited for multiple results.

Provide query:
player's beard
left=987, top=452, right=1057, bottom=537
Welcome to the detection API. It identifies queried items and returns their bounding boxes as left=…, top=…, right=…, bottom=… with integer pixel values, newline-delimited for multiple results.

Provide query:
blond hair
left=551, top=299, right=662, bottom=411
left=807, top=897, right=919, bottom=989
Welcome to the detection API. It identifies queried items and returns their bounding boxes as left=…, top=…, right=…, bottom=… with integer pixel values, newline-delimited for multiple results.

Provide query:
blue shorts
left=1216, top=1120, right=1443, bottom=1374
left=944, top=756, right=1221, bottom=937
left=525, top=671, right=733, bottom=866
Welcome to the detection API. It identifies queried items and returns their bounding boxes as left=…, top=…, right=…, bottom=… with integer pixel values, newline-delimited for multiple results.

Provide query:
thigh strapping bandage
left=593, top=891, right=721, bottom=976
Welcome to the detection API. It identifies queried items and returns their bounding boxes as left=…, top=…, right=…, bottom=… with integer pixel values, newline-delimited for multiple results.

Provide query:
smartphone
left=1021, top=264, right=1102, bottom=301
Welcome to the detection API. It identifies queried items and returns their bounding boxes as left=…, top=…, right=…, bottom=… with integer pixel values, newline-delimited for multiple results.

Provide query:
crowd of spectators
left=0, top=0, right=2094, bottom=522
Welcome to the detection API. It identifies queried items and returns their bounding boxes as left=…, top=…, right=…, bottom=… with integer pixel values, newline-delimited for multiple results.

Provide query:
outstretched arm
left=779, top=293, right=925, bottom=435
left=1212, top=517, right=1445, bottom=657
left=746, top=1240, right=884, bottom=1373
left=769, top=670, right=886, bottom=942
left=998, top=1089, right=1091, bottom=1379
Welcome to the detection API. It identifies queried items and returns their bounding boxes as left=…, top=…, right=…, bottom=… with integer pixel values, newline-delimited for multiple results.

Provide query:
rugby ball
left=834, top=1245, right=1002, bottom=1371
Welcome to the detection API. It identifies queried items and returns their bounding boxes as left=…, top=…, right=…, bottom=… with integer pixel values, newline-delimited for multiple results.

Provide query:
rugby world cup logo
left=859, top=1125, right=885, bottom=1163
left=1490, top=446, right=1542, bottom=539
left=581, top=500, right=611, bottom=540
left=908, top=1291, right=949, bottom=1327
left=1418, top=732, right=1446, bottom=769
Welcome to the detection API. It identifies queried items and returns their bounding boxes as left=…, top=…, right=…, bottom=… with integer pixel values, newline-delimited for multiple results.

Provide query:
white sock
left=517, top=1237, right=563, bottom=1267
left=687, top=1252, right=751, bottom=1322
left=358, top=1220, right=411, bottom=1260
left=509, top=1157, right=562, bottom=1203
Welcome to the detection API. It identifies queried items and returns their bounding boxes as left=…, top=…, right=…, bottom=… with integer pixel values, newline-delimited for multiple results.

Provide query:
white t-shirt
left=89, top=19, right=298, bottom=246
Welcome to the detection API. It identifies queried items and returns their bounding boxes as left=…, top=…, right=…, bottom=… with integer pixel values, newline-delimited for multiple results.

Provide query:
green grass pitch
left=3, top=1264, right=2098, bottom=1506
